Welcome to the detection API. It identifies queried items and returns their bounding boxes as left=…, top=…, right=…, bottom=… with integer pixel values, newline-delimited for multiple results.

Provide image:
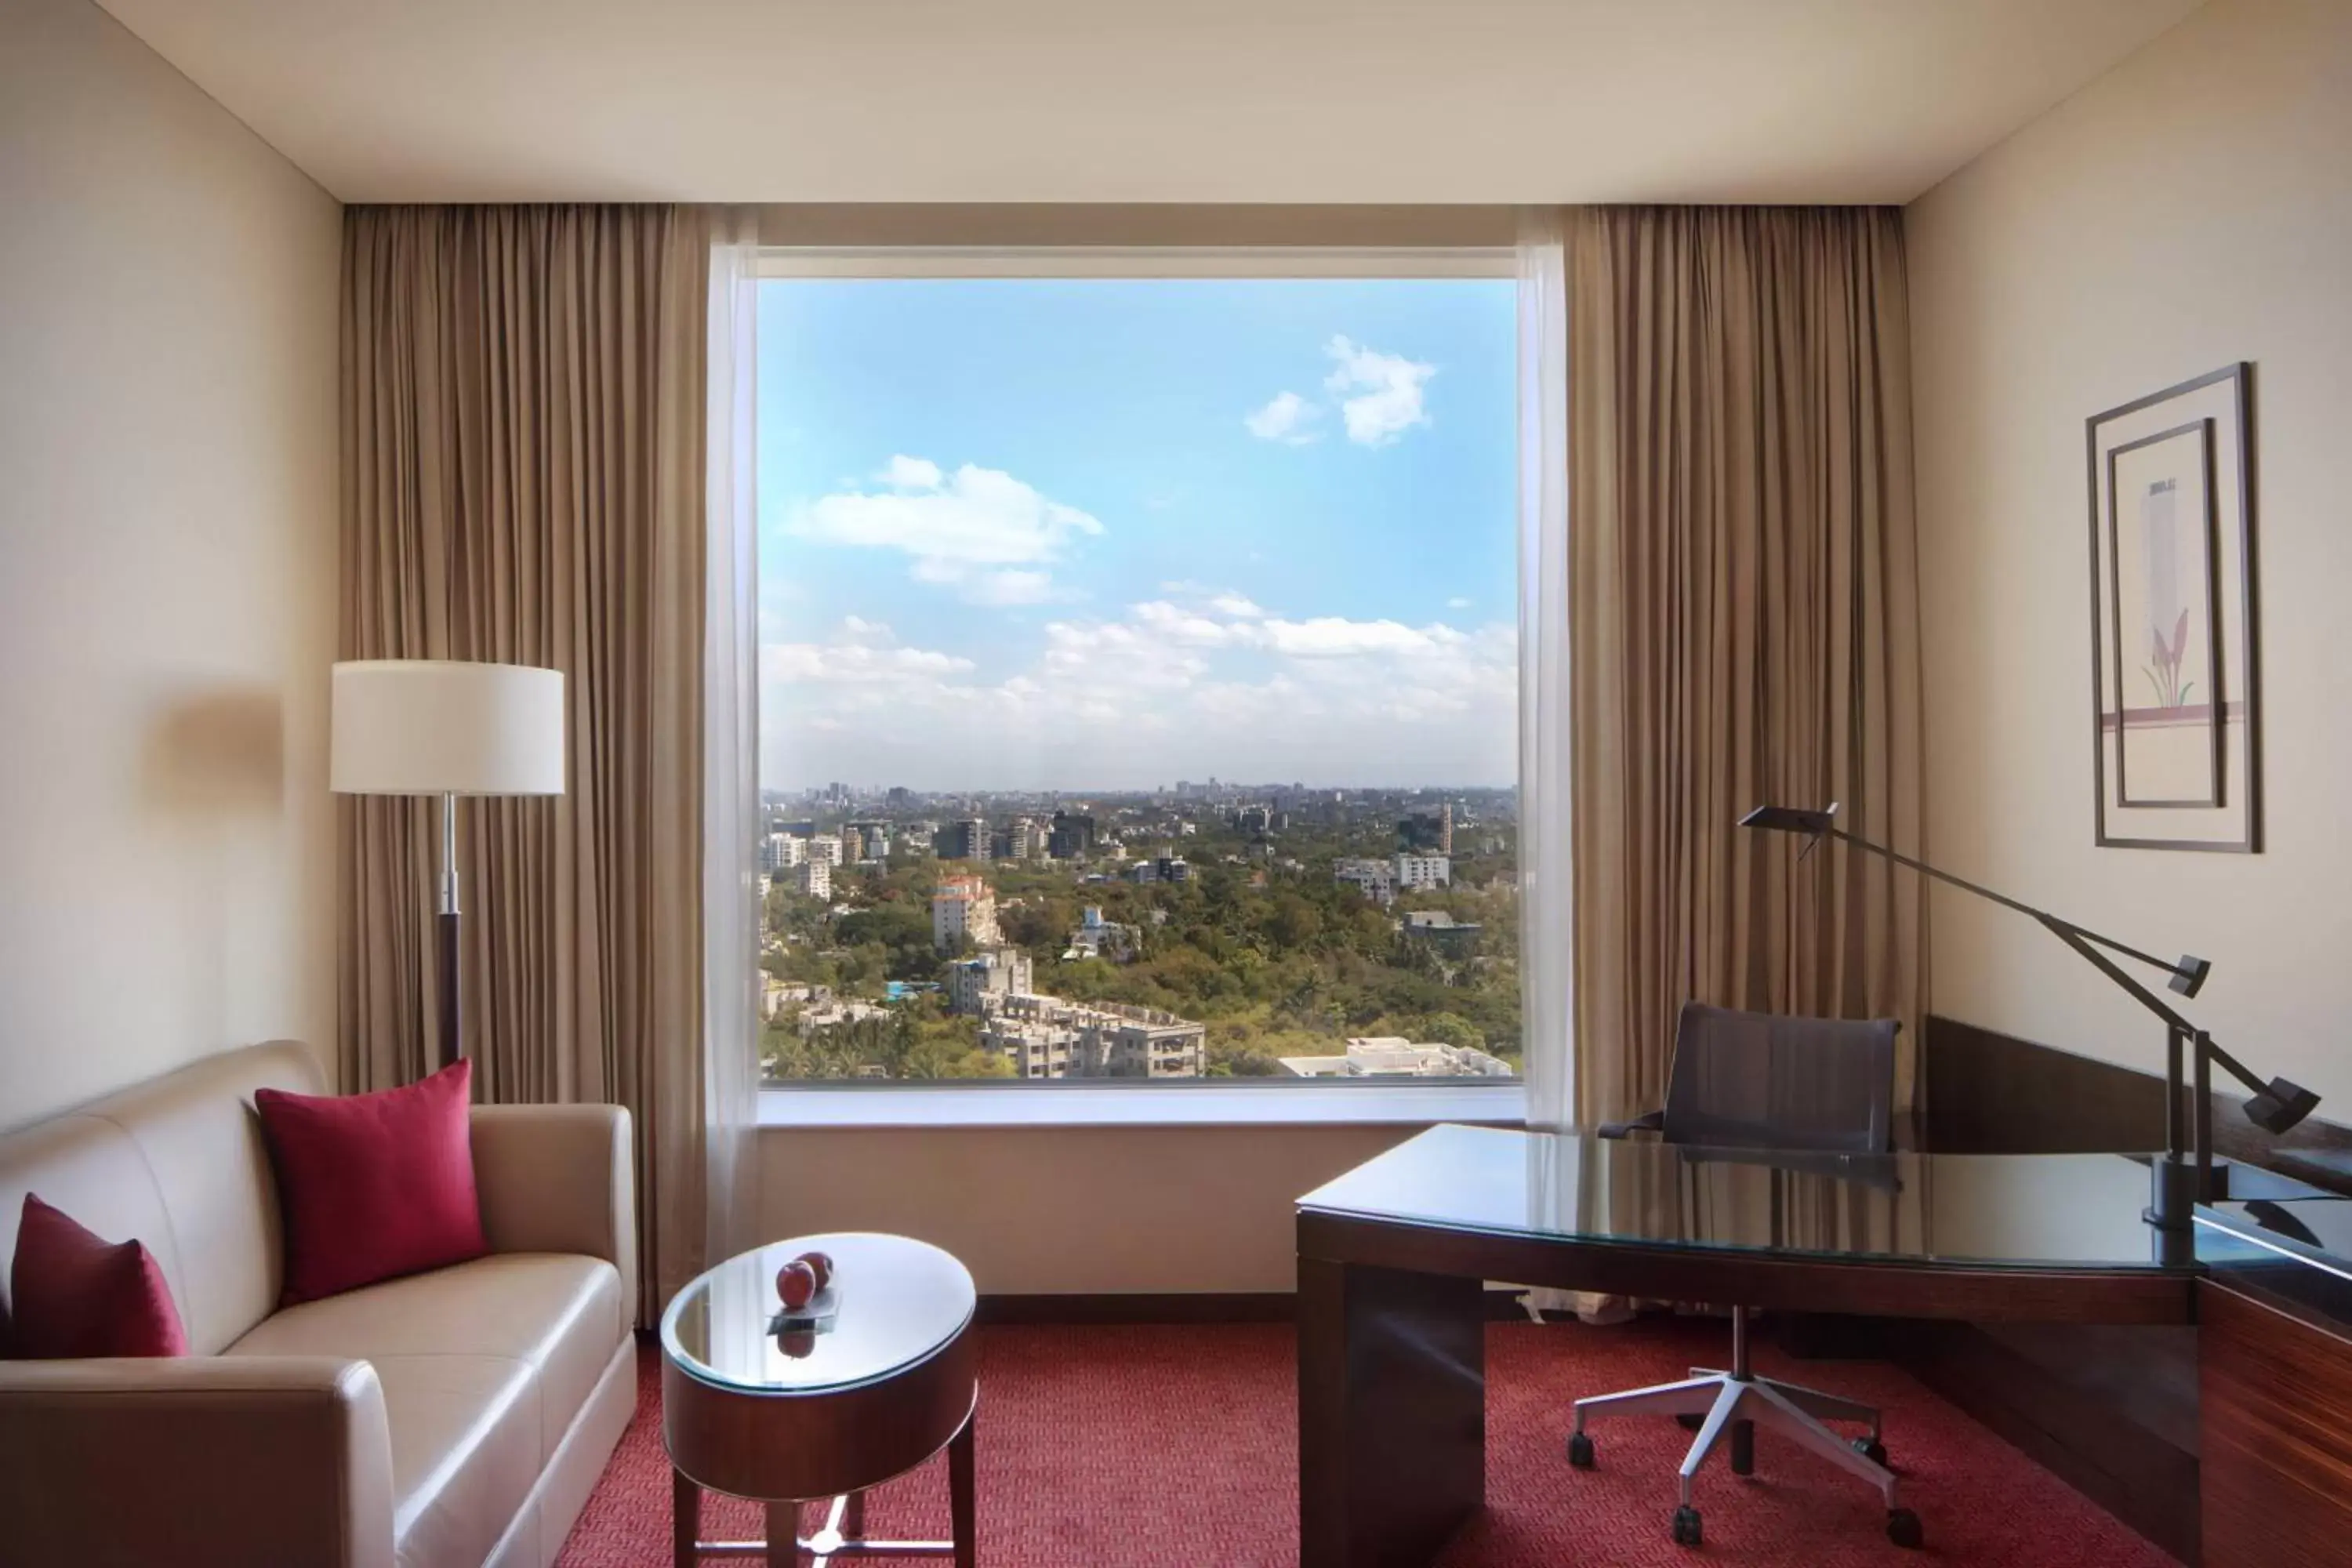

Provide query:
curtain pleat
left=1568, top=206, right=1926, bottom=1131
left=338, top=205, right=712, bottom=1322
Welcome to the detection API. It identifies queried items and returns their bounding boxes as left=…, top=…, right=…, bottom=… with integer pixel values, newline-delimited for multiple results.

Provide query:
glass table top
left=662, top=1232, right=976, bottom=1396
left=1299, top=1124, right=2194, bottom=1272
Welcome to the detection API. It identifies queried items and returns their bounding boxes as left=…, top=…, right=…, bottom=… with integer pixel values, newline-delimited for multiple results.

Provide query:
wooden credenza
left=2200, top=1278, right=2352, bottom=1568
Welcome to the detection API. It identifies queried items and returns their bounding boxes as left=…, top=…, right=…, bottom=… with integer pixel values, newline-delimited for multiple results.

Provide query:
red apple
left=796, top=1250, right=835, bottom=1292
left=775, top=1258, right=818, bottom=1310
left=778, top=1329, right=817, bottom=1359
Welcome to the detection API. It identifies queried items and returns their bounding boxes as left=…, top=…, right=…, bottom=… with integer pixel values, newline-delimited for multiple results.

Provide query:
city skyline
left=757, top=278, right=1519, bottom=792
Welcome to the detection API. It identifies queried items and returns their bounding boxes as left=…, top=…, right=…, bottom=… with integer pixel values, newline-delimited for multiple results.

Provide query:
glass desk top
left=1299, top=1123, right=2194, bottom=1272
left=662, top=1232, right=975, bottom=1396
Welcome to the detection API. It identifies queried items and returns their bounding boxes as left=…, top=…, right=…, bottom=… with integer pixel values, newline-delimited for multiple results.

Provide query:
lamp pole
left=1741, top=803, right=2318, bottom=1230
left=439, top=791, right=462, bottom=1069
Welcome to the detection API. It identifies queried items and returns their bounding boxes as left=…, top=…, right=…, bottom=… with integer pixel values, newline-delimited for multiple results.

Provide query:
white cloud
left=764, top=592, right=1516, bottom=789
left=790, top=457, right=1104, bottom=604
left=1323, top=336, right=1436, bottom=446
left=1446, top=596, right=1472, bottom=610
left=1244, top=390, right=1321, bottom=445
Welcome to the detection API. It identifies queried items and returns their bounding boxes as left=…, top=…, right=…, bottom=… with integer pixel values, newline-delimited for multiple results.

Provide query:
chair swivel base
left=1568, top=1369, right=1922, bottom=1550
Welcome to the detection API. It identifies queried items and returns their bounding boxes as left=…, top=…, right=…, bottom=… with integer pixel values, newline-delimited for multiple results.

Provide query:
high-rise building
left=947, top=947, right=1033, bottom=1014
left=938, top=818, right=991, bottom=861
left=1005, top=816, right=1045, bottom=860
left=760, top=833, right=806, bottom=872
left=1399, top=803, right=1454, bottom=853
left=795, top=859, right=832, bottom=901
left=931, top=873, right=1003, bottom=950
left=1047, top=810, right=1096, bottom=859
left=1393, top=851, right=1451, bottom=892
left=805, top=834, right=845, bottom=869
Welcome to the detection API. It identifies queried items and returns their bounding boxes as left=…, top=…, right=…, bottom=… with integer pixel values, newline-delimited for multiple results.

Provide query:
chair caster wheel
left=1671, top=1505, right=1703, bottom=1547
left=1675, top=1413, right=1705, bottom=1431
left=1887, top=1508, right=1923, bottom=1548
left=1566, top=1432, right=1595, bottom=1469
left=1853, top=1436, right=1889, bottom=1467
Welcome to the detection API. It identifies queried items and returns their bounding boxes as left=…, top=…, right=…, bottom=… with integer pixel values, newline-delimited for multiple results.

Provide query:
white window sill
left=758, top=1083, right=1527, bottom=1131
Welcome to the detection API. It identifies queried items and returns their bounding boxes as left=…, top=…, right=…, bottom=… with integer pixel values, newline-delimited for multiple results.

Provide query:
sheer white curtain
left=1518, top=209, right=1573, bottom=1134
left=702, top=209, right=762, bottom=1270
left=1517, top=209, right=1594, bottom=1319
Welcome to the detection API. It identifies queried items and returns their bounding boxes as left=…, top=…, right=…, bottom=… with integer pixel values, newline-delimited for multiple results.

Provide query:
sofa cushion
left=256, top=1060, right=488, bottom=1306
left=7, top=1192, right=187, bottom=1358
left=226, top=1251, right=626, bottom=1563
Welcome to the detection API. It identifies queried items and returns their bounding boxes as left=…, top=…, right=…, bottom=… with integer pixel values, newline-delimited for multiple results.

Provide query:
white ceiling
left=96, top=0, right=2203, bottom=206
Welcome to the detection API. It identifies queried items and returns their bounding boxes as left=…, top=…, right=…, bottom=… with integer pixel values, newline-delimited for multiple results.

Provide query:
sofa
left=0, top=1040, right=638, bottom=1568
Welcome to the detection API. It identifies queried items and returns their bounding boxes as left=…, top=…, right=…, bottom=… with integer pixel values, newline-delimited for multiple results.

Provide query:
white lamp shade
left=331, top=660, right=566, bottom=797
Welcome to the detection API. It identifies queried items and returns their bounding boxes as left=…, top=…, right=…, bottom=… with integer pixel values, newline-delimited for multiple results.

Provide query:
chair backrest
left=1660, top=1003, right=1897, bottom=1155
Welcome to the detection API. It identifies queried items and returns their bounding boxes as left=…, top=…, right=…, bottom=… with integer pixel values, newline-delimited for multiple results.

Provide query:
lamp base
left=2145, top=1155, right=2205, bottom=1232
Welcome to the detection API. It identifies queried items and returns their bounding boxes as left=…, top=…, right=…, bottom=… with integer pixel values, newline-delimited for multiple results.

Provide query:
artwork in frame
left=2086, top=363, right=2259, bottom=852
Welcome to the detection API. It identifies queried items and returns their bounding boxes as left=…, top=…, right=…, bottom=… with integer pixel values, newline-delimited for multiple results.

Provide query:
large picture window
left=756, top=256, right=1520, bottom=1086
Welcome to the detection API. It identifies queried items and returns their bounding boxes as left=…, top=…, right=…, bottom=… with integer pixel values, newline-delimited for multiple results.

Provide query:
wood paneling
left=2201, top=1279, right=2352, bottom=1568
left=1922, top=1014, right=2170, bottom=1154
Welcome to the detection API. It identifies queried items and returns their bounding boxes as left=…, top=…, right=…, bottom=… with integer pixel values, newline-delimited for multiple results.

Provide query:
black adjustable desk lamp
left=1741, top=802, right=2318, bottom=1231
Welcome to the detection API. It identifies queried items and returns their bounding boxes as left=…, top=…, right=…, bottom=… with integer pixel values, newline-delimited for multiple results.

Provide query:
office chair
left=1565, top=1001, right=1922, bottom=1550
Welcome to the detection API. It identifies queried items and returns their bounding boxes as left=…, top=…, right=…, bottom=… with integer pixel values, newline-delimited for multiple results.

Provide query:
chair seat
left=227, top=1253, right=626, bottom=1568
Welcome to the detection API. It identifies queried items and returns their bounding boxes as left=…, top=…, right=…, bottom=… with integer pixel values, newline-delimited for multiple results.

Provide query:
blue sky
left=757, top=278, right=1518, bottom=792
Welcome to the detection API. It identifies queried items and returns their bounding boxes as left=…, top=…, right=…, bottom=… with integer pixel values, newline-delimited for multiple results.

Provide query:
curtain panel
left=1566, top=206, right=1926, bottom=1127
left=338, top=204, right=713, bottom=1319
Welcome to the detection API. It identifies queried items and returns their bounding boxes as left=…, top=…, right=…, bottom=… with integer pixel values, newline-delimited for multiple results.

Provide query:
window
left=756, top=252, right=1520, bottom=1087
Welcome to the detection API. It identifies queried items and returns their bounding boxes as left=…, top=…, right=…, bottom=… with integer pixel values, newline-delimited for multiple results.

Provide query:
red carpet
left=557, top=1319, right=2174, bottom=1566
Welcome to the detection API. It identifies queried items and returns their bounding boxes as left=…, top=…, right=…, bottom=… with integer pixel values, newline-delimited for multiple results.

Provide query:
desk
left=1295, top=1124, right=2203, bottom=1568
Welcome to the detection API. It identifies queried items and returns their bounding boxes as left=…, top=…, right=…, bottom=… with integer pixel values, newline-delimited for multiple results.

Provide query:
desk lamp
left=1742, top=803, right=2317, bottom=1230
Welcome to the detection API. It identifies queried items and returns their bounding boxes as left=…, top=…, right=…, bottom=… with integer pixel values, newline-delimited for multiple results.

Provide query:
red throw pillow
left=256, top=1059, right=487, bottom=1305
left=9, top=1193, right=189, bottom=1359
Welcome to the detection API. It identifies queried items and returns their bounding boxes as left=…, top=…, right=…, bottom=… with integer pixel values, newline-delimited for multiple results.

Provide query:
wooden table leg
left=949, top=1405, right=977, bottom=1568
left=764, top=1500, right=800, bottom=1567
left=672, top=1468, right=699, bottom=1568
left=1298, top=1254, right=1485, bottom=1568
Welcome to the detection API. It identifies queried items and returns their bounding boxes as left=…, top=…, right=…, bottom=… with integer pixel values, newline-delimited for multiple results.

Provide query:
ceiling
left=96, top=0, right=2203, bottom=206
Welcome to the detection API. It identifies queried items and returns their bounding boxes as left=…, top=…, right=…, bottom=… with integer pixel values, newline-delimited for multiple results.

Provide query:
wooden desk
left=1295, top=1126, right=2201, bottom=1568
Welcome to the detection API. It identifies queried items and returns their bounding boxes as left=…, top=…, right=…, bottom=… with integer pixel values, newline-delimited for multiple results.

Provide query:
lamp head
left=2244, top=1077, right=2321, bottom=1136
left=1740, top=803, right=1840, bottom=837
left=2169, top=955, right=2212, bottom=998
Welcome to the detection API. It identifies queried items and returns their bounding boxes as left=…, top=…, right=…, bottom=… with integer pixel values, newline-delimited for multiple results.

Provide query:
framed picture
left=2086, top=363, right=2259, bottom=852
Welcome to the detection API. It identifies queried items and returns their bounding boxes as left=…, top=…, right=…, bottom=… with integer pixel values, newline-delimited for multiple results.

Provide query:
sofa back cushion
left=0, top=1040, right=324, bottom=1355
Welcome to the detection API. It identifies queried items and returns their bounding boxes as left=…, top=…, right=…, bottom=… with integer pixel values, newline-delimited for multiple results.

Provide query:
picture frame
left=2085, top=362, right=2259, bottom=852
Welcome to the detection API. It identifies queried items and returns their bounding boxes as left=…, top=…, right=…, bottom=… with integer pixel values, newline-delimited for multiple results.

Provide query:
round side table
left=662, top=1232, right=977, bottom=1567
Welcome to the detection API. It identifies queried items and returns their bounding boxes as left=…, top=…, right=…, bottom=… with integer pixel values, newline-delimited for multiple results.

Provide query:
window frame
left=752, top=243, right=1527, bottom=1120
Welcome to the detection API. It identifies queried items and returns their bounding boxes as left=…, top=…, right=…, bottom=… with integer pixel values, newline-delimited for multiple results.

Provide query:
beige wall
left=0, top=0, right=343, bottom=1127
left=760, top=1123, right=1428, bottom=1294
left=1908, top=0, right=2352, bottom=1103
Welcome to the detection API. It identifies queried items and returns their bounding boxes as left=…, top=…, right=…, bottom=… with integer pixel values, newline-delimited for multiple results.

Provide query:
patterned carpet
left=557, top=1319, right=2175, bottom=1566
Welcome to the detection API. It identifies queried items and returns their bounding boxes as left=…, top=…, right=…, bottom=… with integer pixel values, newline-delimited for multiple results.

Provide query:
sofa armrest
left=0, top=1355, right=394, bottom=1568
left=470, top=1102, right=638, bottom=1328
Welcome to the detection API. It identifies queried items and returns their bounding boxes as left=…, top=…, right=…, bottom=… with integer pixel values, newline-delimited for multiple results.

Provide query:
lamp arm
left=1824, top=827, right=2276, bottom=1107
left=1823, top=827, right=2202, bottom=989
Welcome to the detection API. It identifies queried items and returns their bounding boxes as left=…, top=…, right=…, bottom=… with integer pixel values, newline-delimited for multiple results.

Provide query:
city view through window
left=757, top=273, right=1519, bottom=1083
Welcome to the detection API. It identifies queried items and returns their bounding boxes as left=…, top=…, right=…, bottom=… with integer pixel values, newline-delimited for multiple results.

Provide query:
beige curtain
left=1568, top=205, right=1926, bottom=1130
left=339, top=205, right=711, bottom=1321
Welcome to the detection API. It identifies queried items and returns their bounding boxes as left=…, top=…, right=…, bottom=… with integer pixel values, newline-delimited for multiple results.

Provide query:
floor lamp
left=331, top=660, right=566, bottom=1073
left=1742, top=802, right=2318, bottom=1231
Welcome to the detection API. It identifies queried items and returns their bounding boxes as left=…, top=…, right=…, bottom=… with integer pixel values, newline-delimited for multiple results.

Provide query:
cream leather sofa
left=0, top=1041, right=638, bottom=1568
